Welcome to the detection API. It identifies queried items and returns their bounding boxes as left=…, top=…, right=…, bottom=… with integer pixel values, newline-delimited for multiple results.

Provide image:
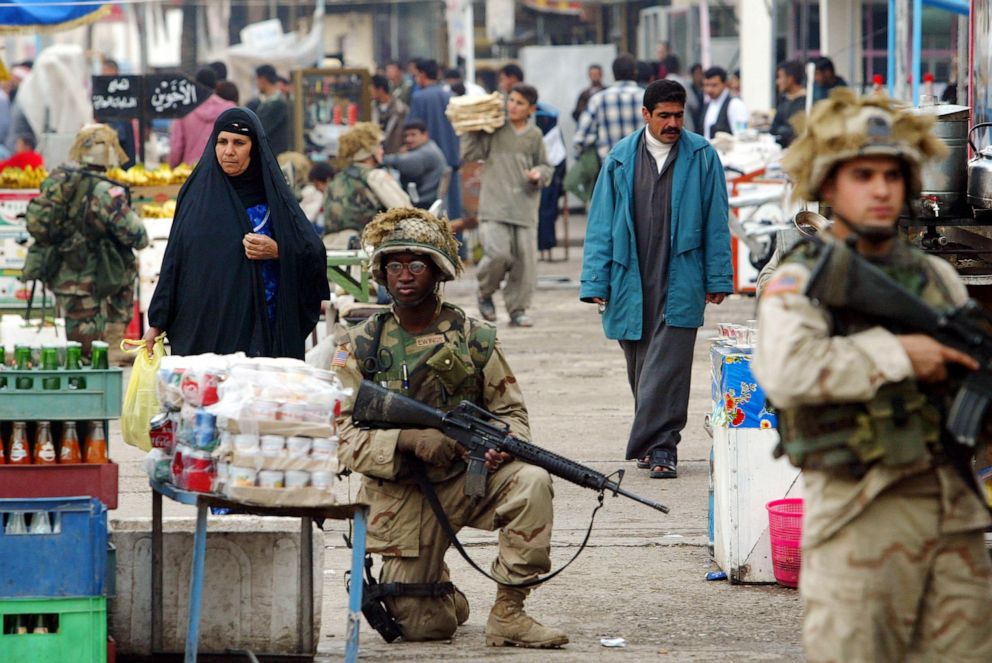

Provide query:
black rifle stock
left=352, top=380, right=670, bottom=514
left=805, top=240, right=992, bottom=447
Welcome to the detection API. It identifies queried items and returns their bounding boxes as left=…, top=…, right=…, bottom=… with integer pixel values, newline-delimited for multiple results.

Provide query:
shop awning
left=0, top=0, right=109, bottom=34
left=523, top=0, right=584, bottom=16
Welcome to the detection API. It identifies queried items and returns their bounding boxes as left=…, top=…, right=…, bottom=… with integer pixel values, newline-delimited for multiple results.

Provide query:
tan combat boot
left=484, top=585, right=568, bottom=648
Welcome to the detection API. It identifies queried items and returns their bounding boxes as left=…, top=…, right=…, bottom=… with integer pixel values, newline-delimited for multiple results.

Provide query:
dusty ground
left=113, top=218, right=804, bottom=662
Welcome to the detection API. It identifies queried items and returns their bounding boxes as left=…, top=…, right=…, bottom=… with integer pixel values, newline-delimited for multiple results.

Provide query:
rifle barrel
left=611, top=485, right=670, bottom=514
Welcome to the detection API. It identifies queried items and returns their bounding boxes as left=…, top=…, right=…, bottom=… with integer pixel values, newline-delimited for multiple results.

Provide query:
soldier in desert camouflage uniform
left=322, top=122, right=409, bottom=249
left=332, top=207, right=567, bottom=648
left=24, top=124, right=148, bottom=361
left=753, top=90, right=992, bottom=663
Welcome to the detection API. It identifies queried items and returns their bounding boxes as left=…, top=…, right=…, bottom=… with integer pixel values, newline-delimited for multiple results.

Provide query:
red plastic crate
left=0, top=462, right=119, bottom=509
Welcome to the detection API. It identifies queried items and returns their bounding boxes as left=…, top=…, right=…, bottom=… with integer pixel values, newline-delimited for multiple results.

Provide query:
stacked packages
left=144, top=354, right=349, bottom=506
left=445, top=93, right=505, bottom=136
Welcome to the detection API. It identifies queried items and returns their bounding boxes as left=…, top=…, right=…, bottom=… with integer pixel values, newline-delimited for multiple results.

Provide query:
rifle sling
left=410, top=458, right=602, bottom=588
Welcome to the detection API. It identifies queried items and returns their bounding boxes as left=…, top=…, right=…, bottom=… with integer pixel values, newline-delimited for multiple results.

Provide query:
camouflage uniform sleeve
left=94, top=182, right=149, bottom=250
left=333, top=338, right=404, bottom=480
left=482, top=339, right=531, bottom=441
left=752, top=260, right=914, bottom=409
left=925, top=255, right=969, bottom=307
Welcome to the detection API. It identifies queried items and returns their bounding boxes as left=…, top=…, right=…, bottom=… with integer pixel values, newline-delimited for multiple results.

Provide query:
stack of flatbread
left=446, top=92, right=505, bottom=135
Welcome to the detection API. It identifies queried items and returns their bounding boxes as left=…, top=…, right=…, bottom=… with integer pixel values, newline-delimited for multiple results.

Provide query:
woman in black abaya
left=144, top=107, right=328, bottom=359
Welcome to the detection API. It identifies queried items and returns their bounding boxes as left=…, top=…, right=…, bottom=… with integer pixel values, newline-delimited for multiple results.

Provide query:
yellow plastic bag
left=121, top=336, right=166, bottom=451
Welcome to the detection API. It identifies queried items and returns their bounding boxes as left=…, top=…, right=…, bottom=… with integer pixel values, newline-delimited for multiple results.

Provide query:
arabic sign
left=91, top=74, right=213, bottom=121
left=144, top=74, right=213, bottom=118
left=92, top=75, right=144, bottom=120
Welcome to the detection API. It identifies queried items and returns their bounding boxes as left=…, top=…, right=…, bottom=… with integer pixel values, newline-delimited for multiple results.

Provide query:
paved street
left=113, top=220, right=803, bottom=662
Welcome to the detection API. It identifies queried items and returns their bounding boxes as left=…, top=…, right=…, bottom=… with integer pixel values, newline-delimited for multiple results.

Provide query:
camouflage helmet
left=362, top=207, right=463, bottom=283
left=783, top=88, right=946, bottom=202
left=69, top=123, right=128, bottom=169
left=336, top=122, right=382, bottom=166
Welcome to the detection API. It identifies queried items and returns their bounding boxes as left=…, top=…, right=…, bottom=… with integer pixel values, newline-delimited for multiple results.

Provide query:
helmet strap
left=832, top=211, right=898, bottom=246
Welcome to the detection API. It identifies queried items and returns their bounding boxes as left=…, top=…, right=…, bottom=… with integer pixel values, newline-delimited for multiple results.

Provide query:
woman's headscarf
left=148, top=107, right=328, bottom=359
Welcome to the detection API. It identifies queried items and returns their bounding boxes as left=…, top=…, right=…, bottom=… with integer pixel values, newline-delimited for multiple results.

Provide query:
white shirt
left=643, top=128, right=674, bottom=174
left=703, top=89, right=748, bottom=138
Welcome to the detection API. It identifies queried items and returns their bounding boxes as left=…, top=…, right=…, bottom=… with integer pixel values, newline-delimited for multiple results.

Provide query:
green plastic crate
left=0, top=596, right=107, bottom=663
left=0, top=368, right=123, bottom=420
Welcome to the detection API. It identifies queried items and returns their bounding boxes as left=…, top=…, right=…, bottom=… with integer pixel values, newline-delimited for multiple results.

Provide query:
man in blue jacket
left=580, top=79, right=732, bottom=479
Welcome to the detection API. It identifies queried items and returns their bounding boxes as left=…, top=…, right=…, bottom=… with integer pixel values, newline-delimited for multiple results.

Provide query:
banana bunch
left=141, top=199, right=177, bottom=219
left=0, top=165, right=48, bottom=189
left=107, top=163, right=193, bottom=186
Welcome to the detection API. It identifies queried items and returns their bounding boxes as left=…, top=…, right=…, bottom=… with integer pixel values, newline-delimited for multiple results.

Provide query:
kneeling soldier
left=332, top=207, right=568, bottom=647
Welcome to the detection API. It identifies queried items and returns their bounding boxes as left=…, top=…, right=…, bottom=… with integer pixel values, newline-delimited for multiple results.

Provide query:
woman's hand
left=142, top=326, right=162, bottom=357
left=243, top=233, right=279, bottom=260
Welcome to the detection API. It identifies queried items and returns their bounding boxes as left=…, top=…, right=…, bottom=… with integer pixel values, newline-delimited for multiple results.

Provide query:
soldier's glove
left=397, top=429, right=462, bottom=467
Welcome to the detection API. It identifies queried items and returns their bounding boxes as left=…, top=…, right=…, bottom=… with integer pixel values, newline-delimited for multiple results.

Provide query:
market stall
left=708, top=323, right=802, bottom=585
left=292, top=67, right=372, bottom=160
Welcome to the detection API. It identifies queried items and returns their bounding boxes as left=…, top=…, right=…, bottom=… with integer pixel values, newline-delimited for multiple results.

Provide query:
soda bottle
left=14, top=345, right=32, bottom=389
left=28, top=511, right=51, bottom=534
left=41, top=346, right=60, bottom=390
left=59, top=422, right=82, bottom=464
left=31, top=615, right=49, bottom=634
left=0, top=345, right=7, bottom=390
left=4, top=511, right=27, bottom=534
left=84, top=421, right=109, bottom=464
left=91, top=341, right=109, bottom=370
left=33, top=422, right=57, bottom=465
left=8, top=422, right=30, bottom=465
left=66, top=341, right=86, bottom=389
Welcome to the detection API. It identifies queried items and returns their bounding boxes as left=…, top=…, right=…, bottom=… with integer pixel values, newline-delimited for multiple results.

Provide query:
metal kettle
left=967, top=122, right=992, bottom=209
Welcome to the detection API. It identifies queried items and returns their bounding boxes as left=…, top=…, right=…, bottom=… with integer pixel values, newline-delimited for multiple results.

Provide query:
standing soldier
left=23, top=124, right=148, bottom=363
left=753, top=90, right=992, bottom=662
left=331, top=207, right=567, bottom=648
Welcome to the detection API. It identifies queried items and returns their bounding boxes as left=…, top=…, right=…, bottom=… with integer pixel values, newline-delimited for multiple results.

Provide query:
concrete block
left=109, top=517, right=323, bottom=656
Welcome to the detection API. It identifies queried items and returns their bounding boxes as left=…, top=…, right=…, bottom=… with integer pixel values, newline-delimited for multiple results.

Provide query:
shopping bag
left=120, top=336, right=166, bottom=451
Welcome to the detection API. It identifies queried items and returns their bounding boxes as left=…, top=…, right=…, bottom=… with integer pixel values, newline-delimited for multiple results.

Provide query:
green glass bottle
left=0, top=345, right=7, bottom=390
left=14, top=344, right=32, bottom=390
left=66, top=341, right=85, bottom=390
left=91, top=341, right=109, bottom=370
left=41, top=346, right=60, bottom=390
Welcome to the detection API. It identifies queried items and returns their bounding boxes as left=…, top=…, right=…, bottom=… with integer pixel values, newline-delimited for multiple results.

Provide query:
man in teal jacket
left=580, top=79, right=733, bottom=478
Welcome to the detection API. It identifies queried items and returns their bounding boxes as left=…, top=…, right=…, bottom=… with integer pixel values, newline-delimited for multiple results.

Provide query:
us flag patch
left=332, top=348, right=349, bottom=367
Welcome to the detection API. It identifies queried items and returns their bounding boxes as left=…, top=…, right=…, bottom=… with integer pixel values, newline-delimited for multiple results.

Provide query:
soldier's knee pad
left=393, top=597, right=459, bottom=641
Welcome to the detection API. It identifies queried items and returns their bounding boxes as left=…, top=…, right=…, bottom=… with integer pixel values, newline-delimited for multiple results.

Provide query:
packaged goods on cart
left=145, top=354, right=349, bottom=506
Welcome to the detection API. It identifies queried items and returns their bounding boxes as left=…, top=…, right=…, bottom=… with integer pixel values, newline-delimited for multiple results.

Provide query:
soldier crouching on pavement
left=753, top=90, right=992, bottom=662
left=23, top=124, right=148, bottom=364
left=331, top=207, right=568, bottom=648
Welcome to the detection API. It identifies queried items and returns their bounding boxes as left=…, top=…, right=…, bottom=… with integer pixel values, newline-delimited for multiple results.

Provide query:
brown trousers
left=381, top=462, right=554, bottom=641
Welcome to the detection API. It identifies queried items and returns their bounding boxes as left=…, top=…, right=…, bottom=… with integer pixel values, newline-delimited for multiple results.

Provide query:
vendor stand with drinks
left=142, top=351, right=367, bottom=663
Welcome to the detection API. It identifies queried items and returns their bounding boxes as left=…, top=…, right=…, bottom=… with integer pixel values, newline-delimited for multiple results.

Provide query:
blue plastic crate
left=0, top=497, right=108, bottom=598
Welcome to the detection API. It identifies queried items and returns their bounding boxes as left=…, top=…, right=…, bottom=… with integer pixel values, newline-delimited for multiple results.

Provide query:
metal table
left=149, top=481, right=367, bottom=663
left=326, top=250, right=370, bottom=303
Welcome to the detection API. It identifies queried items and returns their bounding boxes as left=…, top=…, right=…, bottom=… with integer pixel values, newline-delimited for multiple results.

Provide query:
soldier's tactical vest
left=326, top=164, right=385, bottom=234
left=348, top=302, right=498, bottom=411
left=775, top=240, right=958, bottom=478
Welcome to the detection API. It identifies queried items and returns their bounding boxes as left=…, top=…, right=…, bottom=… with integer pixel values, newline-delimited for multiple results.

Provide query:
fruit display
left=106, top=163, right=192, bottom=186
left=140, top=200, right=177, bottom=219
left=0, top=166, right=47, bottom=189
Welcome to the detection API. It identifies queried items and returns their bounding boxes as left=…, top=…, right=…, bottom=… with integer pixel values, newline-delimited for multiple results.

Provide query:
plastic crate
left=0, top=462, right=119, bottom=509
left=0, top=596, right=107, bottom=663
left=0, top=368, right=123, bottom=420
left=0, top=497, right=108, bottom=598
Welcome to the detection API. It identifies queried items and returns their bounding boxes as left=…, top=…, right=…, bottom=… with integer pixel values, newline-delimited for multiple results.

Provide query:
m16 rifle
left=806, top=238, right=992, bottom=448
left=352, top=379, right=669, bottom=513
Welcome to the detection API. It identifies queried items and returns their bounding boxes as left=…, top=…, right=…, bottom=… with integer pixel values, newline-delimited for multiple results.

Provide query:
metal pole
left=299, top=518, right=314, bottom=655
left=151, top=490, right=163, bottom=653
left=888, top=0, right=896, bottom=95
left=699, top=0, right=711, bottom=69
left=912, top=0, right=922, bottom=104
left=465, top=2, right=476, bottom=87
left=345, top=508, right=369, bottom=663
left=957, top=14, right=968, bottom=106
left=894, top=0, right=910, bottom=100
left=184, top=504, right=209, bottom=663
